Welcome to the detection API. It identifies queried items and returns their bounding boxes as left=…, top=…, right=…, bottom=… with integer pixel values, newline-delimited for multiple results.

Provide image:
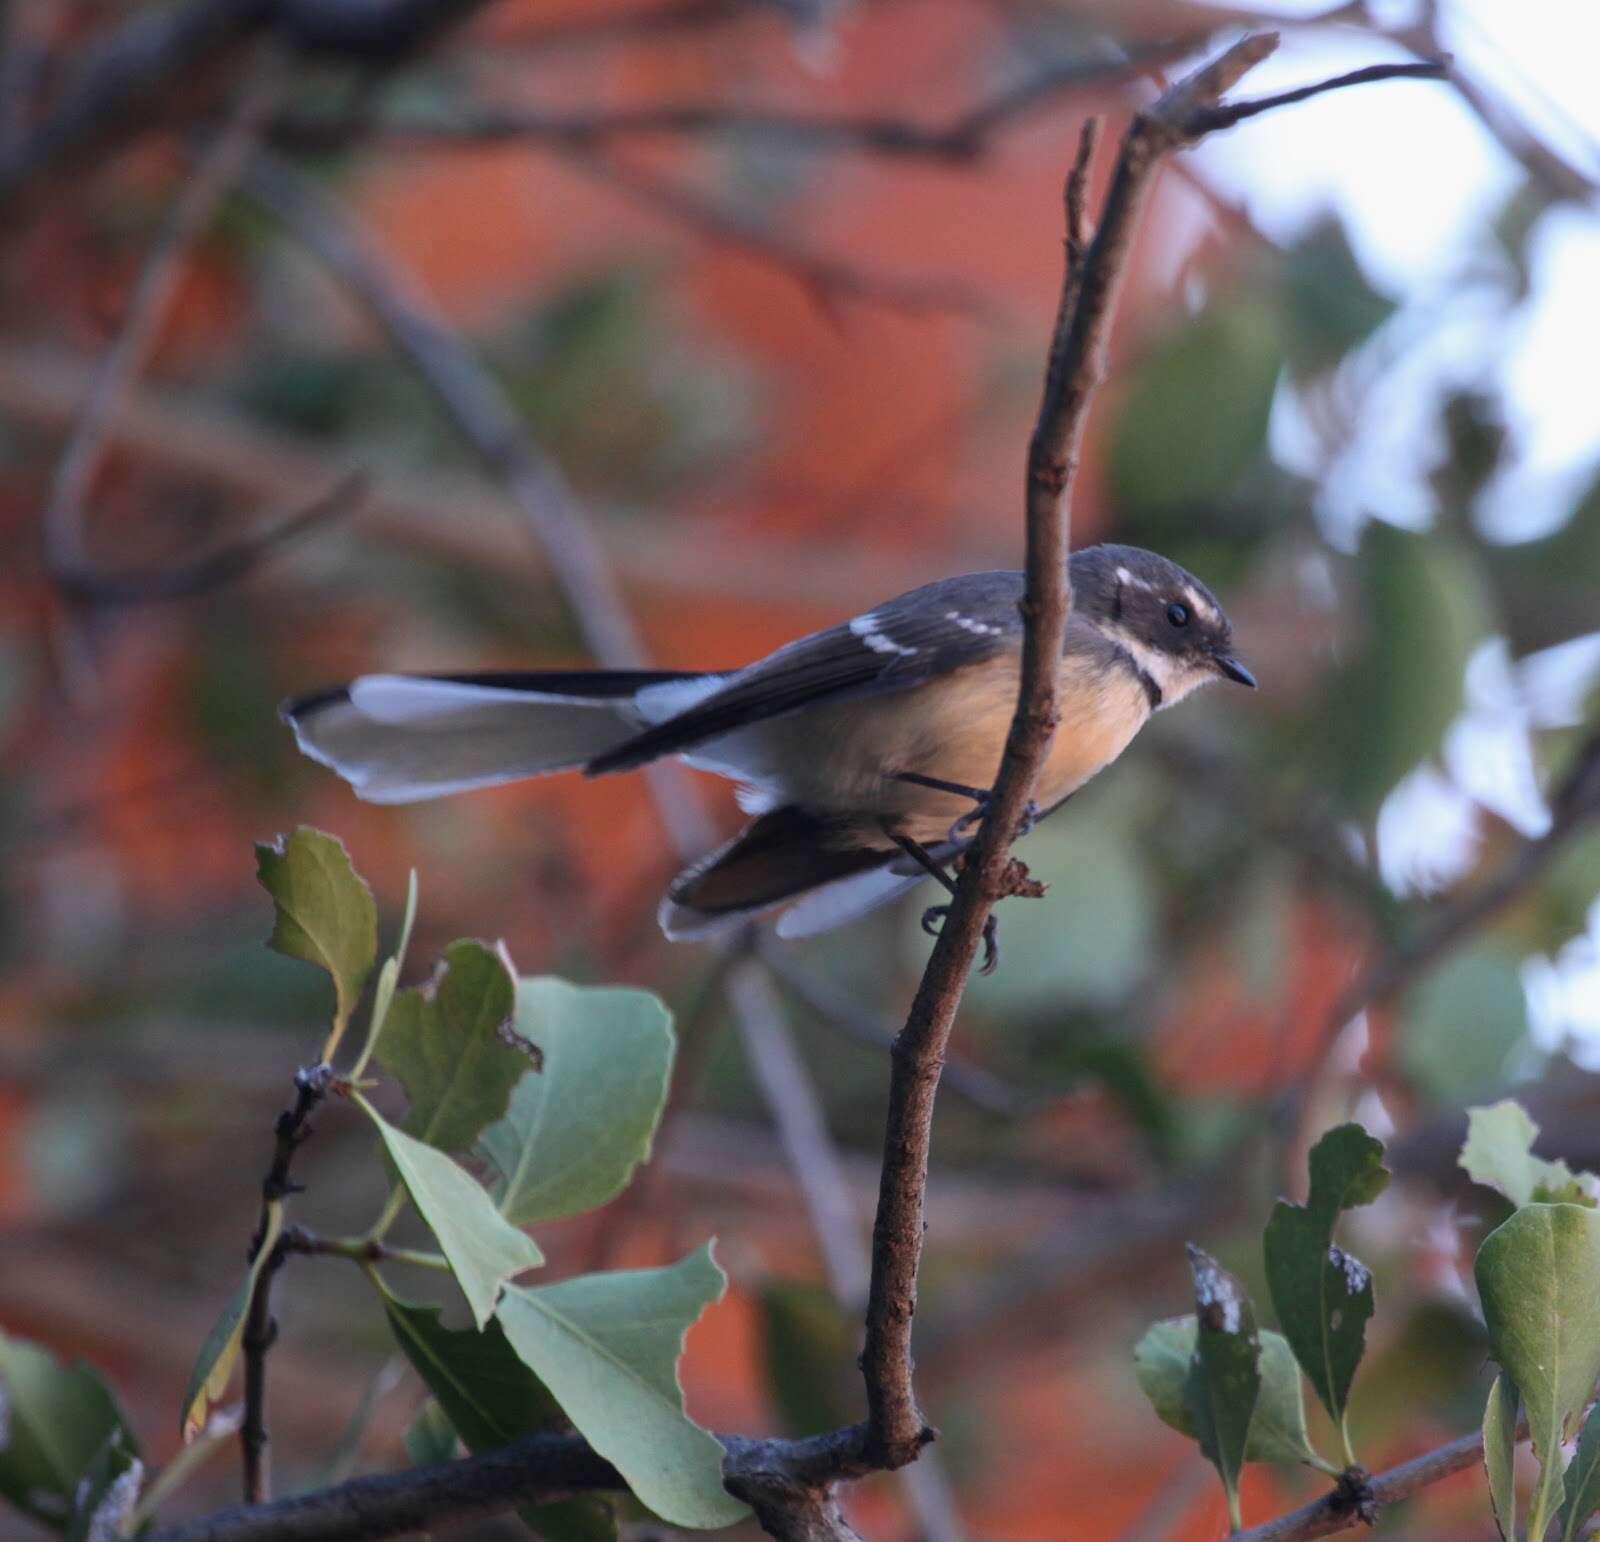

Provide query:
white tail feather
left=288, top=676, right=641, bottom=803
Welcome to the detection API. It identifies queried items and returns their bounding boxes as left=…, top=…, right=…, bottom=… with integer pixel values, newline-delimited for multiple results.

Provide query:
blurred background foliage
left=0, top=0, right=1598, bottom=1538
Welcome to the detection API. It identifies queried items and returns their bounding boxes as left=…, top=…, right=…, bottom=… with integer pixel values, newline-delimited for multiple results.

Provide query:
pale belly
left=719, top=653, right=1152, bottom=849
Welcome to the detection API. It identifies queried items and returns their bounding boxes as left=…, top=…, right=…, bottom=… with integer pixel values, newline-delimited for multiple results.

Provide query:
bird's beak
left=1214, top=654, right=1257, bottom=689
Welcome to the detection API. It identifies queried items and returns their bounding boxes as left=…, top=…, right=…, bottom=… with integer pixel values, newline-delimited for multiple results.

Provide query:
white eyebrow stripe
left=943, top=609, right=1003, bottom=637
left=1116, top=565, right=1158, bottom=593
left=850, top=611, right=918, bottom=656
left=1183, top=584, right=1219, bottom=623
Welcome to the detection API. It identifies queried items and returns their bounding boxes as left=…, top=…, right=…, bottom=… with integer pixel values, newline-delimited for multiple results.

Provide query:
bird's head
left=1069, top=543, right=1256, bottom=706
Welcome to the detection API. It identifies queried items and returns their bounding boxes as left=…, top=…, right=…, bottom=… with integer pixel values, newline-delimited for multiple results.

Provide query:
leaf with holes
left=480, top=977, right=673, bottom=1226
left=1477, top=1202, right=1600, bottom=1542
left=377, top=940, right=535, bottom=1155
left=1135, top=1316, right=1331, bottom=1470
left=1182, top=1246, right=1261, bottom=1531
left=496, top=1244, right=748, bottom=1530
left=1263, top=1123, right=1388, bottom=1464
left=1461, top=1100, right=1596, bottom=1208
left=255, top=827, right=377, bottom=1045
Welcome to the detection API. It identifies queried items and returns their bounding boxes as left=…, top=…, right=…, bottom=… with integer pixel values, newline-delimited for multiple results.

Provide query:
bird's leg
left=885, top=828, right=1001, bottom=975
left=892, top=770, right=1040, bottom=846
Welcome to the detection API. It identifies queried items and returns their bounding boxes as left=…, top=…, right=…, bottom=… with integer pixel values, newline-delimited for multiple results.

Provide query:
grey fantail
left=283, top=543, right=1254, bottom=949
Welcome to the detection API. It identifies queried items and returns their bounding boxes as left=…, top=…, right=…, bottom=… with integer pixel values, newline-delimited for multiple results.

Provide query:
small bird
left=284, top=543, right=1253, bottom=964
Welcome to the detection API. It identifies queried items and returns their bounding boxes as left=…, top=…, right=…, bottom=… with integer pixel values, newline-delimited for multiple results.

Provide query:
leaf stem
left=283, top=1225, right=449, bottom=1272
left=367, top=1184, right=409, bottom=1244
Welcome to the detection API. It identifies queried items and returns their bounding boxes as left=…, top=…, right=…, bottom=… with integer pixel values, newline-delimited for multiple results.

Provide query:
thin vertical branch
left=241, top=1062, right=331, bottom=1503
left=859, top=39, right=1288, bottom=1471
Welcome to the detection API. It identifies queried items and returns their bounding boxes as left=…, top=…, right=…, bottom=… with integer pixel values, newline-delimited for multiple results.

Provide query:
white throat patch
left=1105, top=628, right=1214, bottom=708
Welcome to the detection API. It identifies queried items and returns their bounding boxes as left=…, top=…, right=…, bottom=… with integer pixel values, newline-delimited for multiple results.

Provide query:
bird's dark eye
left=1166, top=601, right=1190, bottom=628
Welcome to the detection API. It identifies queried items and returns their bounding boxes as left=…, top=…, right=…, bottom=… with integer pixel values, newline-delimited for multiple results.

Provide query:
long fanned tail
left=282, top=669, right=710, bottom=804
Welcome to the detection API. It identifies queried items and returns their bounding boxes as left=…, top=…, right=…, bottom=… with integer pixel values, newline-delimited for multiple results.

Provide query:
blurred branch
left=0, top=343, right=963, bottom=610
left=0, top=0, right=496, bottom=212
left=1394, top=4, right=1597, bottom=200
left=1319, top=718, right=1600, bottom=1058
left=273, top=43, right=1189, bottom=158
left=486, top=0, right=759, bottom=54
left=758, top=941, right=1028, bottom=1118
left=239, top=149, right=716, bottom=857
left=51, top=471, right=367, bottom=606
left=559, top=144, right=1000, bottom=323
left=41, top=55, right=285, bottom=611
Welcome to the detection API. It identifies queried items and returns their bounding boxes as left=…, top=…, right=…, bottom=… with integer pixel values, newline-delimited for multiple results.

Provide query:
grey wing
left=587, top=570, right=1024, bottom=774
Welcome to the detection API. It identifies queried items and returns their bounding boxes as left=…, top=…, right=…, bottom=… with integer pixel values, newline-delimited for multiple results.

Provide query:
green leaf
left=363, top=1102, right=543, bottom=1328
left=1338, top=524, right=1491, bottom=813
left=255, top=827, right=377, bottom=1045
left=1476, top=1202, right=1600, bottom=1542
left=180, top=1200, right=283, bottom=1441
left=480, top=977, right=674, bottom=1226
left=1560, top=1399, right=1600, bottom=1542
left=1401, top=945, right=1529, bottom=1105
left=385, top=1297, right=563, bottom=1450
left=496, top=1244, right=749, bottom=1531
left=1483, top=1371, right=1518, bottom=1542
left=1263, top=1124, right=1389, bottom=1461
left=1135, top=1317, right=1328, bottom=1469
left=1282, top=216, right=1396, bottom=375
left=1182, top=1246, right=1261, bottom=1531
left=1109, top=297, right=1284, bottom=518
left=0, top=1329, right=138, bottom=1534
left=383, top=1298, right=616, bottom=1542
left=402, top=1400, right=459, bottom=1467
left=1461, top=1100, right=1597, bottom=1209
left=377, top=940, right=536, bottom=1155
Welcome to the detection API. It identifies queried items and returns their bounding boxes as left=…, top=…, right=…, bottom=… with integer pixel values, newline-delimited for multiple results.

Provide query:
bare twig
left=42, top=55, right=284, bottom=597
left=1233, top=1424, right=1502, bottom=1542
left=859, top=41, right=1288, bottom=1469
left=241, top=1061, right=333, bottom=1504
left=1183, top=58, right=1449, bottom=136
